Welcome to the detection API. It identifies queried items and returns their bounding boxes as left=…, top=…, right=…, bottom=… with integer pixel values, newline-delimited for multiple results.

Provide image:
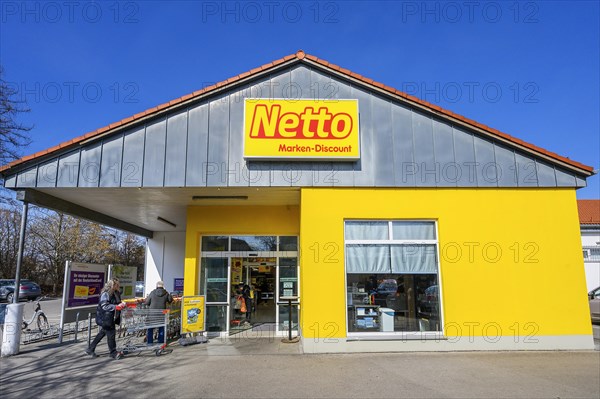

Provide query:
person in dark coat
left=85, top=278, right=126, bottom=360
left=144, top=281, right=173, bottom=344
left=242, top=284, right=252, bottom=321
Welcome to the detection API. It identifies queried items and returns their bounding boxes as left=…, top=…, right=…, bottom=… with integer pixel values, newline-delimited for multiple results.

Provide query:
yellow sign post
left=244, top=99, right=360, bottom=160
left=181, top=295, right=206, bottom=334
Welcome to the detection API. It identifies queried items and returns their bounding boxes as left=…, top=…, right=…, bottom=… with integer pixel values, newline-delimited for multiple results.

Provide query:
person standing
left=242, top=284, right=252, bottom=322
left=85, top=278, right=126, bottom=360
left=144, top=281, right=173, bottom=345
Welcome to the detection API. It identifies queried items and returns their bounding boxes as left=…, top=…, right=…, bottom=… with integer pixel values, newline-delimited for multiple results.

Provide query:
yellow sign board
left=73, top=285, right=89, bottom=298
left=244, top=99, right=360, bottom=160
left=181, top=295, right=205, bottom=334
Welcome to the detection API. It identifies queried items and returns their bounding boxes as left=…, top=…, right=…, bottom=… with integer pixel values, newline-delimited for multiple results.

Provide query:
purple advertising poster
left=174, top=278, right=184, bottom=293
left=67, top=269, right=105, bottom=308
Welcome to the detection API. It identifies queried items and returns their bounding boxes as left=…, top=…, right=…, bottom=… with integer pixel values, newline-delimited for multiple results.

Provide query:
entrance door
left=199, top=257, right=229, bottom=334
left=229, top=257, right=277, bottom=334
left=200, top=235, right=299, bottom=336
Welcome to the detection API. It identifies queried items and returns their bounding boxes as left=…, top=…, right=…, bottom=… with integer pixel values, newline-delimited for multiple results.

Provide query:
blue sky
left=1, top=1, right=598, bottom=197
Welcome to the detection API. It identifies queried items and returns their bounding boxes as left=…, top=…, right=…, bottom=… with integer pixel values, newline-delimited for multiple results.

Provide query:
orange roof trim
left=0, top=50, right=594, bottom=174
left=578, top=200, right=600, bottom=225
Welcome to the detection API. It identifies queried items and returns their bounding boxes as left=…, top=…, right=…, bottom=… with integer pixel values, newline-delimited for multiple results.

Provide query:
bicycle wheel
left=37, top=313, right=50, bottom=334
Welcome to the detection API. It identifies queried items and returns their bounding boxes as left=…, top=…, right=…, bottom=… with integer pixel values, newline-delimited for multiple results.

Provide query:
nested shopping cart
left=119, top=303, right=170, bottom=356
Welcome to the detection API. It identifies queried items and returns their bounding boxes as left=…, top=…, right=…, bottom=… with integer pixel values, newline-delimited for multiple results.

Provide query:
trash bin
left=379, top=307, right=394, bottom=332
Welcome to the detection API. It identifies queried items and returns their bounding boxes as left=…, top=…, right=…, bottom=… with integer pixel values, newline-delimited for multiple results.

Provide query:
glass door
left=277, top=257, right=299, bottom=332
left=200, top=235, right=299, bottom=336
left=230, top=256, right=277, bottom=334
left=199, top=257, right=229, bottom=335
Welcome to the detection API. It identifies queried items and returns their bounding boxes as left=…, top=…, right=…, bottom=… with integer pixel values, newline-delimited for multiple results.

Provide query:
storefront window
left=345, top=221, right=389, bottom=240
left=278, top=304, right=299, bottom=332
left=231, top=236, right=277, bottom=251
left=390, top=245, right=437, bottom=273
left=279, top=236, right=298, bottom=251
left=279, top=258, right=298, bottom=299
left=391, top=221, right=436, bottom=240
left=205, top=305, right=227, bottom=333
left=345, top=220, right=441, bottom=334
left=200, top=258, right=228, bottom=303
left=202, top=236, right=229, bottom=251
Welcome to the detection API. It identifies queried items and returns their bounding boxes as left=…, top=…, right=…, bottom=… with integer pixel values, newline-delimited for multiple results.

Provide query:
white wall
left=145, top=232, right=186, bottom=295
left=581, top=229, right=600, bottom=292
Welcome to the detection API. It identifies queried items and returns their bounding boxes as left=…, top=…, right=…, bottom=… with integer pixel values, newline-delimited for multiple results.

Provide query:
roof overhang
left=1, top=50, right=595, bottom=178
left=15, top=187, right=301, bottom=236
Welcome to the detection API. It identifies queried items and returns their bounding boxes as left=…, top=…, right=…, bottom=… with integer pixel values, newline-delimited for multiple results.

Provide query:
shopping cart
left=119, top=304, right=170, bottom=356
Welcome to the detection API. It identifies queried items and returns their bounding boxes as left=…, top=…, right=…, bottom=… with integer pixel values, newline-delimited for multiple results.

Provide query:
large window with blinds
left=345, top=221, right=441, bottom=334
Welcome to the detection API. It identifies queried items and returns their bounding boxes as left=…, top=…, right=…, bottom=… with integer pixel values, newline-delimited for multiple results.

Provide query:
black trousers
left=89, top=327, right=117, bottom=356
left=245, top=298, right=253, bottom=320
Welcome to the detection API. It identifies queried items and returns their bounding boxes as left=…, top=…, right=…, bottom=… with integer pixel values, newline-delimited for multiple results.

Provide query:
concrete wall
left=145, top=231, right=186, bottom=294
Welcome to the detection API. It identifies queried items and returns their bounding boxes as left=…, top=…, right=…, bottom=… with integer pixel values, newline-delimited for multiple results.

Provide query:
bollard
left=1, top=303, right=25, bottom=357
left=74, top=312, right=80, bottom=342
left=280, top=296, right=299, bottom=344
left=287, top=298, right=293, bottom=341
left=88, top=313, right=92, bottom=346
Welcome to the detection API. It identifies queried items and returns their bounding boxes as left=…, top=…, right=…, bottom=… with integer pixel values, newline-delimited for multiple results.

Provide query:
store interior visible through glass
left=347, top=273, right=440, bottom=333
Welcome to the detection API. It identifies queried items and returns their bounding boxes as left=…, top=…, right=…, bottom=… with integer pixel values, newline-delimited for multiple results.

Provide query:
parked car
left=589, top=286, right=600, bottom=324
left=0, top=279, right=42, bottom=302
left=372, top=279, right=398, bottom=306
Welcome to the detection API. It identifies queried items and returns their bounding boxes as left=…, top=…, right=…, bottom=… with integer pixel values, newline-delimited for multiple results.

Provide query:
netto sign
left=243, top=99, right=360, bottom=160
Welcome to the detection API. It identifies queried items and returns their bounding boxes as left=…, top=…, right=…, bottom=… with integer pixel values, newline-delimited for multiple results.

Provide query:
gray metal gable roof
left=3, top=64, right=587, bottom=190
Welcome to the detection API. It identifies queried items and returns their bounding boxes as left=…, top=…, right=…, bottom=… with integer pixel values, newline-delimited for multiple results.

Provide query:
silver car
left=589, top=286, right=600, bottom=324
left=0, top=279, right=42, bottom=302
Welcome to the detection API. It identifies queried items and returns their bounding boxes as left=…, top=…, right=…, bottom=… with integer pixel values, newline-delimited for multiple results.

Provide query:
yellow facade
left=184, top=188, right=592, bottom=346
left=184, top=205, right=299, bottom=294
left=299, top=187, right=592, bottom=339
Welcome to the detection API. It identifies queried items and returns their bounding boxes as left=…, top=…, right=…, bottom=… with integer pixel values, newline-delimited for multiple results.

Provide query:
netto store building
left=1, top=51, right=595, bottom=353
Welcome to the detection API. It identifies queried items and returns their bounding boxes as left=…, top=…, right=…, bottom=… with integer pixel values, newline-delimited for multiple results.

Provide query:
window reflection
left=279, top=236, right=298, bottom=251
left=201, top=236, right=229, bottom=251
left=200, top=258, right=228, bottom=303
left=231, top=236, right=277, bottom=251
left=347, top=274, right=440, bottom=332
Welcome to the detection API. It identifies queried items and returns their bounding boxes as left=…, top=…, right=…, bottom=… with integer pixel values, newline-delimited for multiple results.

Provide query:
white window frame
left=344, top=219, right=444, bottom=339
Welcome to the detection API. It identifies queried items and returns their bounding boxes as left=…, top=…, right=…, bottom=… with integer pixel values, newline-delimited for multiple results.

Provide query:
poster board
left=181, top=295, right=205, bottom=334
left=60, top=261, right=108, bottom=336
left=174, top=278, right=184, bottom=293
left=66, top=262, right=107, bottom=308
left=109, top=265, right=137, bottom=299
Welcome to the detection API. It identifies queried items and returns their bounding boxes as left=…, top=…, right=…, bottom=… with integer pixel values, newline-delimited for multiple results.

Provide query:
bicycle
left=22, top=296, right=50, bottom=334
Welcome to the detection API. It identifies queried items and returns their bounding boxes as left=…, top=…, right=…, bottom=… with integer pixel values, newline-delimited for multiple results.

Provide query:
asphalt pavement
left=1, top=299, right=599, bottom=398
left=1, top=336, right=599, bottom=399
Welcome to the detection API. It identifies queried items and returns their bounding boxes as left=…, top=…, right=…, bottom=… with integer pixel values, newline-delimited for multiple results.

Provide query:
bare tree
left=0, top=203, right=40, bottom=279
left=0, top=205, right=21, bottom=277
left=28, top=210, right=113, bottom=294
left=1, top=66, right=33, bottom=205
left=0, top=66, right=32, bottom=166
left=116, top=231, right=145, bottom=272
left=23, top=209, right=146, bottom=293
